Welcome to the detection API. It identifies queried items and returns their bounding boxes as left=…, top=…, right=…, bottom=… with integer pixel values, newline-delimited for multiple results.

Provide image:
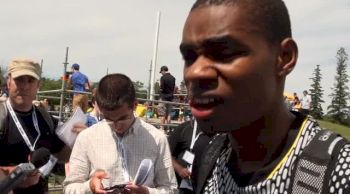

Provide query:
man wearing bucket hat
left=0, top=58, right=70, bottom=194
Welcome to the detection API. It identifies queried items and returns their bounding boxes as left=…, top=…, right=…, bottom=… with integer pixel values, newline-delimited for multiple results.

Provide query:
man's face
left=180, top=5, right=281, bottom=133
left=7, top=75, right=40, bottom=110
left=101, top=103, right=135, bottom=136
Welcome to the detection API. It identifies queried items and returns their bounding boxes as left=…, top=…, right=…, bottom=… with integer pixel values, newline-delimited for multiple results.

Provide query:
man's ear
left=133, top=101, right=138, bottom=110
left=277, top=38, right=298, bottom=77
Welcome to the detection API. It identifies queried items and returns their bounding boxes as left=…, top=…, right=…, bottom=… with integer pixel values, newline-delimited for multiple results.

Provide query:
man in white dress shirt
left=63, top=73, right=177, bottom=194
left=300, top=90, right=312, bottom=115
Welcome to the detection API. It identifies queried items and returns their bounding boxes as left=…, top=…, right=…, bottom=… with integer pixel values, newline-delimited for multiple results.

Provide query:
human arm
left=53, top=145, right=71, bottom=163
left=89, top=170, right=109, bottom=194
left=159, top=77, right=164, bottom=94
left=72, top=122, right=88, bottom=133
left=146, top=135, right=178, bottom=194
left=0, top=165, right=40, bottom=189
left=17, top=171, right=41, bottom=188
left=125, top=184, right=150, bottom=194
left=67, top=74, right=72, bottom=90
left=63, top=132, right=93, bottom=193
left=172, top=157, right=191, bottom=179
left=168, top=123, right=191, bottom=178
left=84, top=76, right=91, bottom=92
left=51, top=128, right=71, bottom=163
left=0, top=166, right=16, bottom=175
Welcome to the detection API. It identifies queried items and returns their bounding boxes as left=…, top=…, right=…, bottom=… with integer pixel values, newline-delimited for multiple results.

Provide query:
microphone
left=0, top=148, right=51, bottom=194
left=30, top=147, right=51, bottom=168
left=133, top=159, right=153, bottom=186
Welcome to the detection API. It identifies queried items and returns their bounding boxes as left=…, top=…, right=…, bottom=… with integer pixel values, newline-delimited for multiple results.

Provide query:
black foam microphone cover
left=30, top=147, right=51, bottom=168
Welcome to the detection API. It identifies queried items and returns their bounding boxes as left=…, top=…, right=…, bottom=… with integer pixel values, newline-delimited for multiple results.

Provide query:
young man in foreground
left=180, top=0, right=350, bottom=193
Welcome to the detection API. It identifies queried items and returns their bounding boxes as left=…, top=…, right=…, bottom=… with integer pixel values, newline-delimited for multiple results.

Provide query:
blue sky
left=0, top=0, right=349, bottom=109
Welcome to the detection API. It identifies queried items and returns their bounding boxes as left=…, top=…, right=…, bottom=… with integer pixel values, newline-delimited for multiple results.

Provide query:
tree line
left=309, top=47, right=350, bottom=125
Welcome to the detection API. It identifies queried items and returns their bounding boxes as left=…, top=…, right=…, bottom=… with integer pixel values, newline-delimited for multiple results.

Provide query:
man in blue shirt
left=68, top=63, right=90, bottom=112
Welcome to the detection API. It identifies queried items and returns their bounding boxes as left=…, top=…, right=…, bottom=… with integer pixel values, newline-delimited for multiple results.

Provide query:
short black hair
left=96, top=73, right=136, bottom=111
left=160, top=66, right=168, bottom=72
left=72, top=63, right=80, bottom=70
left=191, top=0, right=291, bottom=43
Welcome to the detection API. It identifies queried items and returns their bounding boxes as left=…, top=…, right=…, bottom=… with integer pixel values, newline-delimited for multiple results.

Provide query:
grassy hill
left=318, top=120, right=350, bottom=140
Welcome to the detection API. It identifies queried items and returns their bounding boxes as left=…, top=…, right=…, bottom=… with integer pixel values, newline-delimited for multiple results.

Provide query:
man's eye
left=182, top=50, right=198, bottom=66
left=207, top=49, right=246, bottom=63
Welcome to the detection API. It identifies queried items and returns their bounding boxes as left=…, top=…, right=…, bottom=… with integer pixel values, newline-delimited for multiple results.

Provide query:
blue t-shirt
left=86, top=114, right=98, bottom=127
left=71, top=71, right=88, bottom=93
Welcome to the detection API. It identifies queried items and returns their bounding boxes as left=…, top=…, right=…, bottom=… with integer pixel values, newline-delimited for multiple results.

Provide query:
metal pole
left=147, top=60, right=152, bottom=100
left=40, top=59, right=43, bottom=75
left=58, top=47, right=69, bottom=121
left=37, top=59, right=44, bottom=100
left=150, top=11, right=161, bottom=100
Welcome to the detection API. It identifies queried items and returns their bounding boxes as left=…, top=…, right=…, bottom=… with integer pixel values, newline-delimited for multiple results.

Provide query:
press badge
left=182, top=150, right=195, bottom=165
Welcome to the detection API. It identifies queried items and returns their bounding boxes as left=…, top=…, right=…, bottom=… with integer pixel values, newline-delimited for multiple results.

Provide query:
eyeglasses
left=105, top=114, right=135, bottom=129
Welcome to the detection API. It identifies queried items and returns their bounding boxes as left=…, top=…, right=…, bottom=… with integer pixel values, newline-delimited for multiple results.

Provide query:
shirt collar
left=109, top=117, right=142, bottom=138
left=129, top=117, right=141, bottom=136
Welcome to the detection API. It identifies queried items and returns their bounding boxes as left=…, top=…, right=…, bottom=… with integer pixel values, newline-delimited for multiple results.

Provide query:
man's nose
left=185, top=56, right=218, bottom=90
left=185, top=56, right=218, bottom=80
left=18, top=81, right=31, bottom=90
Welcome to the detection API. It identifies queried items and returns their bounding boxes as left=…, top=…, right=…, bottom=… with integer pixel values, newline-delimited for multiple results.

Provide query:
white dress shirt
left=63, top=118, right=178, bottom=194
left=301, top=94, right=312, bottom=109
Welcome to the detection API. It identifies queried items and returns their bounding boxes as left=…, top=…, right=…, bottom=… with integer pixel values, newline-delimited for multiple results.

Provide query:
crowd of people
left=284, top=90, right=312, bottom=114
left=1, top=0, right=350, bottom=194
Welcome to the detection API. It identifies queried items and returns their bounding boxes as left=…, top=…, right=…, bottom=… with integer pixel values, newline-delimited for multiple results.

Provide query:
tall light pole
left=150, top=11, right=161, bottom=100
left=147, top=60, right=152, bottom=100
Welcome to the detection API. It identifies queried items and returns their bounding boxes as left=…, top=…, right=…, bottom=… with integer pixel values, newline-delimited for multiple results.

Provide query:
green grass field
left=318, top=120, right=350, bottom=140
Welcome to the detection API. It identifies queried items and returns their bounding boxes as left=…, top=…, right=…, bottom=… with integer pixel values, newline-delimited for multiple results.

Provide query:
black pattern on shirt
left=203, top=118, right=350, bottom=194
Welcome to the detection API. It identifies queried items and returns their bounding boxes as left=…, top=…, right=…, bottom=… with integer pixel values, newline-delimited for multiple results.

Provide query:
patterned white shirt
left=203, top=117, right=350, bottom=194
left=301, top=94, right=312, bottom=110
left=63, top=118, right=178, bottom=194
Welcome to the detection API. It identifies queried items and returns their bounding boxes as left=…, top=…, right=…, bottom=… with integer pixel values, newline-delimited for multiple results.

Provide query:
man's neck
left=114, top=118, right=136, bottom=137
left=90, top=109, right=98, bottom=117
left=9, top=99, right=33, bottom=113
left=115, top=128, right=130, bottom=138
left=230, top=103, right=295, bottom=174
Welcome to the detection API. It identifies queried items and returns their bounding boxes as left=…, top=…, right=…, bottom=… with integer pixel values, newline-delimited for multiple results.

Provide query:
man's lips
left=189, top=97, right=223, bottom=119
left=190, top=106, right=214, bottom=120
